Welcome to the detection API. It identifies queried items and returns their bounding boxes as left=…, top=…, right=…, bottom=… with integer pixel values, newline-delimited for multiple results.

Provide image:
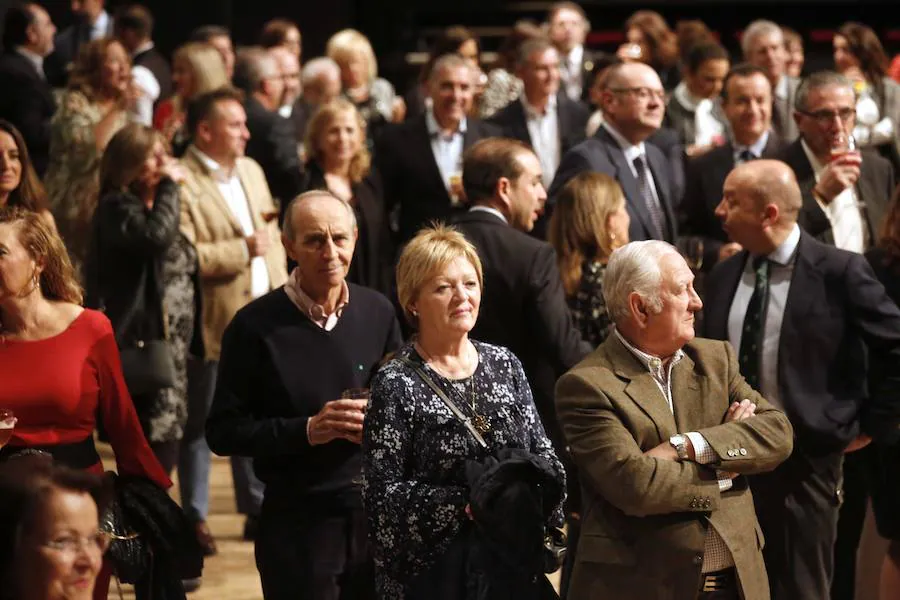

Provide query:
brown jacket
left=556, top=335, right=793, bottom=600
left=179, top=148, right=288, bottom=361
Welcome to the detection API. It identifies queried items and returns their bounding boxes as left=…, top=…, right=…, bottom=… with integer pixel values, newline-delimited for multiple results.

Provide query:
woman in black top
left=302, top=98, right=393, bottom=295
left=84, top=123, right=195, bottom=474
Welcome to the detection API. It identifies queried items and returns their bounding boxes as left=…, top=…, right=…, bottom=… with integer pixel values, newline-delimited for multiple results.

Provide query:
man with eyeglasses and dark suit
left=779, top=71, right=894, bottom=255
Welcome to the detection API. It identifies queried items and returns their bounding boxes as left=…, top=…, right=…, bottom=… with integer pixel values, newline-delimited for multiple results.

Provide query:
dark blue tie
left=739, top=256, right=770, bottom=391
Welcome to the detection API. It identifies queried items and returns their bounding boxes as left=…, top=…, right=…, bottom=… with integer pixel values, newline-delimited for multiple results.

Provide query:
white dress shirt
left=191, top=147, right=271, bottom=299
left=727, top=223, right=801, bottom=409
left=425, top=106, right=466, bottom=205
left=131, top=65, right=160, bottom=127
left=602, top=121, right=664, bottom=210
left=801, top=141, right=867, bottom=253
left=560, top=44, right=584, bottom=101
left=521, top=94, right=561, bottom=188
left=91, top=10, right=111, bottom=41
left=614, top=329, right=735, bottom=572
left=672, top=82, right=726, bottom=146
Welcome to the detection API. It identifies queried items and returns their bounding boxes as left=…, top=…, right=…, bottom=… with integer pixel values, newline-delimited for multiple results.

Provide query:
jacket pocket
left=577, top=534, right=638, bottom=565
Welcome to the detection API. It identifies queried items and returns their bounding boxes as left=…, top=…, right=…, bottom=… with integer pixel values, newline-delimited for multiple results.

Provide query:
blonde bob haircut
left=304, top=99, right=371, bottom=184
left=173, top=42, right=230, bottom=103
left=326, top=29, right=378, bottom=82
left=548, top=172, right=627, bottom=296
left=396, top=224, right=483, bottom=327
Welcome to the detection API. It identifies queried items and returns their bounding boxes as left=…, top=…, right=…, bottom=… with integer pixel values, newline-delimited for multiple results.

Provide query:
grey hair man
left=234, top=46, right=304, bottom=211
left=705, top=159, right=900, bottom=600
left=742, top=19, right=800, bottom=142
left=292, top=57, right=342, bottom=142
left=777, top=70, right=894, bottom=253
left=557, top=237, right=793, bottom=600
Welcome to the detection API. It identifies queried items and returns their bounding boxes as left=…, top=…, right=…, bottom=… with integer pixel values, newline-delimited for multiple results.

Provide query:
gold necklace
left=416, top=342, right=490, bottom=434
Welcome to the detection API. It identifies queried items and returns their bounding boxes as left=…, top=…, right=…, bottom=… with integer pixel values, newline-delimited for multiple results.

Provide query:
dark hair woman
left=0, top=120, right=54, bottom=229
left=84, top=123, right=196, bottom=476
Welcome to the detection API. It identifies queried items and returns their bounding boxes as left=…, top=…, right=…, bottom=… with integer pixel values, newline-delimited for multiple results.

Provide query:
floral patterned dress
left=45, top=90, right=127, bottom=279
left=362, top=340, right=565, bottom=598
left=568, top=259, right=613, bottom=348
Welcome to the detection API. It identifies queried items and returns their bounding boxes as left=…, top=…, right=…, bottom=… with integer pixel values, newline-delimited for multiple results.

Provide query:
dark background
left=2, top=0, right=897, bottom=91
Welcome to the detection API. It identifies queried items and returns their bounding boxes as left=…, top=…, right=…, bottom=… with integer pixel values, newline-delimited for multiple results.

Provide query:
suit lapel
left=705, top=144, right=735, bottom=213
left=185, top=152, right=244, bottom=236
left=237, top=160, right=264, bottom=231
left=413, top=116, right=452, bottom=202
left=856, top=160, right=884, bottom=243
left=507, top=102, right=532, bottom=146
left=782, top=234, right=821, bottom=335
left=598, top=128, right=658, bottom=239
left=556, top=94, right=574, bottom=152
left=671, top=353, right=703, bottom=434
left=608, top=336, right=678, bottom=440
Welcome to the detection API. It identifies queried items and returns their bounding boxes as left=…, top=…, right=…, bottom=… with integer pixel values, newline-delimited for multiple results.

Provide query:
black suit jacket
left=45, top=17, right=115, bottom=88
left=299, top=163, right=394, bottom=295
left=779, top=139, right=895, bottom=248
left=0, top=52, right=56, bottom=176
left=453, top=209, right=591, bottom=450
left=680, top=133, right=783, bottom=269
left=376, top=114, right=499, bottom=245
left=702, top=232, right=900, bottom=455
left=133, top=46, right=172, bottom=106
left=488, top=93, right=590, bottom=160
left=547, top=126, right=678, bottom=243
left=244, top=96, right=304, bottom=208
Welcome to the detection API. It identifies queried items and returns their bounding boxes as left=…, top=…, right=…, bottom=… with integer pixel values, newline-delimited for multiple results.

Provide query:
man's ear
left=496, top=176, right=512, bottom=203
left=281, top=234, right=296, bottom=261
left=627, top=292, right=648, bottom=326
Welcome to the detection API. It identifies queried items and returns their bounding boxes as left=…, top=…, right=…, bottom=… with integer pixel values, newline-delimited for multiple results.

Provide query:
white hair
left=741, top=20, right=784, bottom=57
left=603, top=241, right=680, bottom=325
left=301, top=57, right=341, bottom=87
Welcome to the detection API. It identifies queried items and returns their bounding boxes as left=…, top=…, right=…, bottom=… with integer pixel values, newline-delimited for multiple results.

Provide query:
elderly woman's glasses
left=42, top=531, right=111, bottom=556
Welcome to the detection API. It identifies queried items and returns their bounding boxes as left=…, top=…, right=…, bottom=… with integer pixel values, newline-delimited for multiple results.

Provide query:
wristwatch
left=669, top=434, right=690, bottom=461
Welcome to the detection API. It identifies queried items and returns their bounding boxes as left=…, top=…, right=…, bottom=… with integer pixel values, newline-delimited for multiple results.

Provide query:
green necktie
left=739, top=257, right=770, bottom=391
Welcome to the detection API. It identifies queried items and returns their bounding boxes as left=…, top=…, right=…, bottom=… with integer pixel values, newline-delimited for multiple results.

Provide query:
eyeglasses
left=609, top=87, right=666, bottom=102
left=797, top=107, right=856, bottom=126
left=42, top=531, right=111, bottom=556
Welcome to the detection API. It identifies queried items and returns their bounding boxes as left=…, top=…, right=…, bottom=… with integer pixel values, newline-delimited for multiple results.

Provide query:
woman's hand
left=161, top=159, right=188, bottom=185
left=391, top=97, right=407, bottom=123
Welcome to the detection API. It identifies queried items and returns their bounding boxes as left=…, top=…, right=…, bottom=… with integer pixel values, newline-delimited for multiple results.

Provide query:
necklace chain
left=415, top=341, right=490, bottom=434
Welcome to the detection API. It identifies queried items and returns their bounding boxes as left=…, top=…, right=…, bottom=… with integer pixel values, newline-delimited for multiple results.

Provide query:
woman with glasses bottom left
left=0, top=454, right=110, bottom=600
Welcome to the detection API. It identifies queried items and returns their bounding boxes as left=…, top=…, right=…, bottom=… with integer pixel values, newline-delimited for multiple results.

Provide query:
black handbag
left=119, top=338, right=176, bottom=396
left=398, top=356, right=567, bottom=574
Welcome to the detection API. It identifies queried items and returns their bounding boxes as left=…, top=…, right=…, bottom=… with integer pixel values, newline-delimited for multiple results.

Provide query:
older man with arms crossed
left=557, top=239, right=793, bottom=600
left=704, top=159, right=900, bottom=600
left=207, top=190, right=402, bottom=599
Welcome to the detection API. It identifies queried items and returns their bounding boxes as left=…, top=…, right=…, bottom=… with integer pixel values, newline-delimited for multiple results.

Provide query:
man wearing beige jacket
left=556, top=240, right=793, bottom=600
left=178, top=87, right=288, bottom=571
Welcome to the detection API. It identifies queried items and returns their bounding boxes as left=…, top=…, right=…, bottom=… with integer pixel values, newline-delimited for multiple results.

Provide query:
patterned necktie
left=739, top=256, right=770, bottom=391
left=632, top=155, right=666, bottom=240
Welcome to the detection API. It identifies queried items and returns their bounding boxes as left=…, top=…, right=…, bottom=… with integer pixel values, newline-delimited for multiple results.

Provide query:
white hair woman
left=362, top=225, right=564, bottom=599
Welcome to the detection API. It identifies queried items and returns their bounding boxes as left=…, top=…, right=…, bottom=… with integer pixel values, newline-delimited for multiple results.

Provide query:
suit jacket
left=244, top=96, right=304, bottom=208
left=779, top=139, right=895, bottom=249
left=0, top=51, right=56, bottom=176
left=771, top=75, right=800, bottom=144
left=548, top=126, right=679, bottom=243
left=376, top=114, right=499, bottom=244
left=179, top=148, right=288, bottom=361
left=453, top=209, right=591, bottom=451
left=703, top=232, right=900, bottom=454
left=45, top=16, right=115, bottom=88
left=299, top=162, right=394, bottom=295
left=133, top=46, right=172, bottom=105
left=680, top=134, right=783, bottom=269
left=556, top=335, right=793, bottom=600
left=488, top=92, right=590, bottom=162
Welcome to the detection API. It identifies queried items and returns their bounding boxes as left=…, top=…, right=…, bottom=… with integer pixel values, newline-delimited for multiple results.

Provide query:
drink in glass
left=0, top=409, right=15, bottom=449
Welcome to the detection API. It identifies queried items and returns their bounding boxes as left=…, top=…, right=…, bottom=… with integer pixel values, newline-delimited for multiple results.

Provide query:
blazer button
left=740, top=448, right=748, bottom=456
left=693, top=554, right=703, bottom=565
left=727, top=449, right=735, bottom=457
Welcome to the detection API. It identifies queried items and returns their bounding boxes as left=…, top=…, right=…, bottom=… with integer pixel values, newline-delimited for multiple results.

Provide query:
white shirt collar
left=425, top=105, right=467, bottom=137
left=469, top=205, right=508, bottom=224
left=614, top=327, right=685, bottom=375
left=134, top=40, right=155, bottom=56
left=734, top=130, right=770, bottom=159
left=602, top=121, right=646, bottom=162
left=775, top=75, right=789, bottom=100
left=190, top=146, right=237, bottom=183
left=92, top=10, right=110, bottom=39
left=15, top=47, right=44, bottom=75
left=763, top=223, right=801, bottom=267
left=567, top=45, right=584, bottom=70
left=521, top=92, right=557, bottom=118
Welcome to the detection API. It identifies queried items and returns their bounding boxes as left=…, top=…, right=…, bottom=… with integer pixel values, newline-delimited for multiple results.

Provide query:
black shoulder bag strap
left=396, top=356, right=488, bottom=450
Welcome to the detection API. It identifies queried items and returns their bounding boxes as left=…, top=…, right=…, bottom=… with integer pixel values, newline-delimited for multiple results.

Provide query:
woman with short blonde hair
left=300, top=99, right=393, bottom=294
left=363, top=224, right=565, bottom=598
left=548, top=171, right=630, bottom=347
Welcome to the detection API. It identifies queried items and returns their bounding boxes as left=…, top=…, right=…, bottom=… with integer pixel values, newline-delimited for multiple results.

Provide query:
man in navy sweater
left=207, top=190, right=402, bottom=600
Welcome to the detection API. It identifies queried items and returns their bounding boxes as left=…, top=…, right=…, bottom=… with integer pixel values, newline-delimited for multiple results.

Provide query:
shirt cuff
left=716, top=473, right=734, bottom=492
left=685, top=431, right=716, bottom=465
left=306, top=416, right=312, bottom=444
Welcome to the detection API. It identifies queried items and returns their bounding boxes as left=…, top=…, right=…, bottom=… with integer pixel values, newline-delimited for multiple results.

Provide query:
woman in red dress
left=0, top=207, right=170, bottom=600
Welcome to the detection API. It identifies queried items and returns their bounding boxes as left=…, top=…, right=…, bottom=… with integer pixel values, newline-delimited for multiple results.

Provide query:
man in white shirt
left=547, top=1, right=593, bottom=102
left=779, top=71, right=894, bottom=254
left=179, top=87, right=288, bottom=569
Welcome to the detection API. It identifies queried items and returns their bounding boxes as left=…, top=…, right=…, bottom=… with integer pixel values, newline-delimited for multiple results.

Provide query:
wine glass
left=342, top=389, right=369, bottom=486
left=830, top=131, right=857, bottom=163
left=0, top=409, right=16, bottom=449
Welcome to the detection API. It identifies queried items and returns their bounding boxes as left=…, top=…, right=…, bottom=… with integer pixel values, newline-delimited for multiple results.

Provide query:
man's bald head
left=605, top=61, right=662, bottom=90
left=729, top=160, right=802, bottom=216
left=601, top=62, right=665, bottom=143
left=282, top=190, right=357, bottom=242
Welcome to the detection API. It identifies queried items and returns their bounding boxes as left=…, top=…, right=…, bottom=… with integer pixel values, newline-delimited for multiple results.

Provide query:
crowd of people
left=2, top=1, right=900, bottom=599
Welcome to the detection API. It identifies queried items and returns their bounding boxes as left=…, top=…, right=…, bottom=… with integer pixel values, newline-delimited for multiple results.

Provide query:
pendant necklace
left=417, top=341, right=490, bottom=434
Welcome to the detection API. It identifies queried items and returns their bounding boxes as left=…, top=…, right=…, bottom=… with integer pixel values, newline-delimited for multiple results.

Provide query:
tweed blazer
left=556, top=335, right=793, bottom=600
left=179, top=148, right=288, bottom=360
